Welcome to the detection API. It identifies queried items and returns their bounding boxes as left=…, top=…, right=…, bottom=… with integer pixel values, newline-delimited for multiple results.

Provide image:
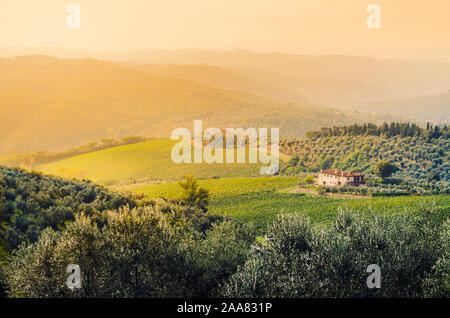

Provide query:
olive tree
left=374, top=161, right=396, bottom=180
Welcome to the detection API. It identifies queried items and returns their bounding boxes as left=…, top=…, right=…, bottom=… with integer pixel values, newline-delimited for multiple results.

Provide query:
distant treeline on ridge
left=306, top=122, right=449, bottom=139
left=2, top=136, right=151, bottom=168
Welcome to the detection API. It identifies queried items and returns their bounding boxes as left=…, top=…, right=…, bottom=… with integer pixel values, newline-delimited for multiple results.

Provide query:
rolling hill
left=114, top=49, right=450, bottom=106
left=125, top=49, right=450, bottom=113
left=37, top=139, right=262, bottom=186
left=133, top=176, right=450, bottom=231
left=0, top=55, right=398, bottom=153
left=350, top=90, right=450, bottom=123
left=3, top=48, right=450, bottom=108
left=120, top=62, right=307, bottom=103
left=122, top=62, right=389, bottom=107
left=118, top=49, right=450, bottom=97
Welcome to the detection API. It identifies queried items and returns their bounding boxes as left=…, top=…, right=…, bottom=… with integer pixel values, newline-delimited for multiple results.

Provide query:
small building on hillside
left=318, top=169, right=365, bottom=187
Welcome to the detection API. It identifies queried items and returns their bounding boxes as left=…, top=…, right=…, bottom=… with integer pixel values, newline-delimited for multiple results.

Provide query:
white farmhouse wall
left=318, top=171, right=365, bottom=187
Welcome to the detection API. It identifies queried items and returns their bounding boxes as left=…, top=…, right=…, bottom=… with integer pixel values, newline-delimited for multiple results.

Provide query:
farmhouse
left=318, top=169, right=365, bottom=187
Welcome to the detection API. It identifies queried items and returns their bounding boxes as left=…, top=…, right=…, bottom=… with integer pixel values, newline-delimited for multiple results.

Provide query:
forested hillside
left=109, top=49, right=450, bottom=105
left=280, top=123, right=450, bottom=194
left=0, top=163, right=448, bottom=298
left=123, top=58, right=450, bottom=114
left=0, top=167, right=253, bottom=298
left=0, top=55, right=398, bottom=153
left=121, top=63, right=306, bottom=103
left=0, top=167, right=136, bottom=262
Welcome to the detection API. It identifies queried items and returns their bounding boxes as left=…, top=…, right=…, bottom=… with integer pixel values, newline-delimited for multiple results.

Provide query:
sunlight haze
left=1, top=0, right=450, bottom=60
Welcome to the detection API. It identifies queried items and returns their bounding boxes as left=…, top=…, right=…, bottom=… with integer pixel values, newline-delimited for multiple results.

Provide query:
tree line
left=306, top=122, right=449, bottom=139
left=1, top=136, right=151, bottom=169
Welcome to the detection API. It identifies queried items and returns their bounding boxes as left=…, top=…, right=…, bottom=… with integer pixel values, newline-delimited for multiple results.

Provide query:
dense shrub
left=0, top=167, right=137, bottom=256
left=1, top=166, right=448, bottom=298
left=0, top=265, right=6, bottom=298
left=221, top=209, right=449, bottom=298
left=5, top=205, right=254, bottom=298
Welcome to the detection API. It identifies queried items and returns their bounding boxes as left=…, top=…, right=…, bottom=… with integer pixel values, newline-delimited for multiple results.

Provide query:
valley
left=0, top=49, right=448, bottom=299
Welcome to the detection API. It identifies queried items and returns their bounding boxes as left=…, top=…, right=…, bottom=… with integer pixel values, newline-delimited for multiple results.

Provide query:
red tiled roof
left=319, top=169, right=364, bottom=177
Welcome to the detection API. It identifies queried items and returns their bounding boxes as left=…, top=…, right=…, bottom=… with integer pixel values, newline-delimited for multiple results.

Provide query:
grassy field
left=135, top=176, right=450, bottom=233
left=35, top=138, right=449, bottom=234
left=37, top=139, right=263, bottom=185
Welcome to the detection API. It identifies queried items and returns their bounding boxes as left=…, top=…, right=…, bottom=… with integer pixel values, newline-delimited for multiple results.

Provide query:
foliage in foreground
left=4, top=205, right=449, bottom=298
left=178, top=176, right=210, bottom=212
left=221, top=209, right=449, bottom=298
left=4, top=204, right=254, bottom=298
left=0, top=167, right=136, bottom=260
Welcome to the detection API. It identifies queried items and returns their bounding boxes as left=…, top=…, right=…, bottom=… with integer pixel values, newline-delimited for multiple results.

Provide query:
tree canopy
left=374, top=161, right=396, bottom=180
left=179, top=176, right=210, bottom=212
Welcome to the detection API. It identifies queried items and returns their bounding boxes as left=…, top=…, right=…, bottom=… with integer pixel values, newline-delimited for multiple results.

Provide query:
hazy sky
left=1, top=0, right=450, bottom=60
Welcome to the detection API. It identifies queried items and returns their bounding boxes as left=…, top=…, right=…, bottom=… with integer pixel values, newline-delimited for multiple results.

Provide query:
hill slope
left=122, top=62, right=388, bottom=107
left=0, top=55, right=399, bottom=153
left=279, top=128, right=449, bottom=194
left=3, top=48, right=450, bottom=111
left=134, top=177, right=450, bottom=230
left=115, top=49, right=450, bottom=105
left=137, top=48, right=450, bottom=87
left=120, top=63, right=306, bottom=103
left=0, top=166, right=135, bottom=261
left=118, top=50, right=450, bottom=115
left=37, top=139, right=262, bottom=185
left=351, top=90, right=450, bottom=123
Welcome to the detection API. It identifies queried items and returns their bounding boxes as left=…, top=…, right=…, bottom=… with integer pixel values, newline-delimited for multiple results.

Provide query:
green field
left=135, top=176, right=450, bottom=232
left=35, top=138, right=449, bottom=233
left=38, top=139, right=263, bottom=185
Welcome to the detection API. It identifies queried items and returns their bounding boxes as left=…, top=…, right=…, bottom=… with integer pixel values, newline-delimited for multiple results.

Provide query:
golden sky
left=1, top=0, right=450, bottom=60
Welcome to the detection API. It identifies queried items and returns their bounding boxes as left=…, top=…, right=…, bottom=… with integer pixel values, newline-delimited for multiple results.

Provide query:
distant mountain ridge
left=2, top=47, right=450, bottom=106
left=349, top=90, right=450, bottom=123
left=0, top=55, right=400, bottom=153
left=120, top=62, right=307, bottom=104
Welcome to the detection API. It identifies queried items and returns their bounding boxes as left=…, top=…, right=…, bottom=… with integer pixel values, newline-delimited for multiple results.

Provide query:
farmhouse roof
left=319, top=169, right=364, bottom=177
